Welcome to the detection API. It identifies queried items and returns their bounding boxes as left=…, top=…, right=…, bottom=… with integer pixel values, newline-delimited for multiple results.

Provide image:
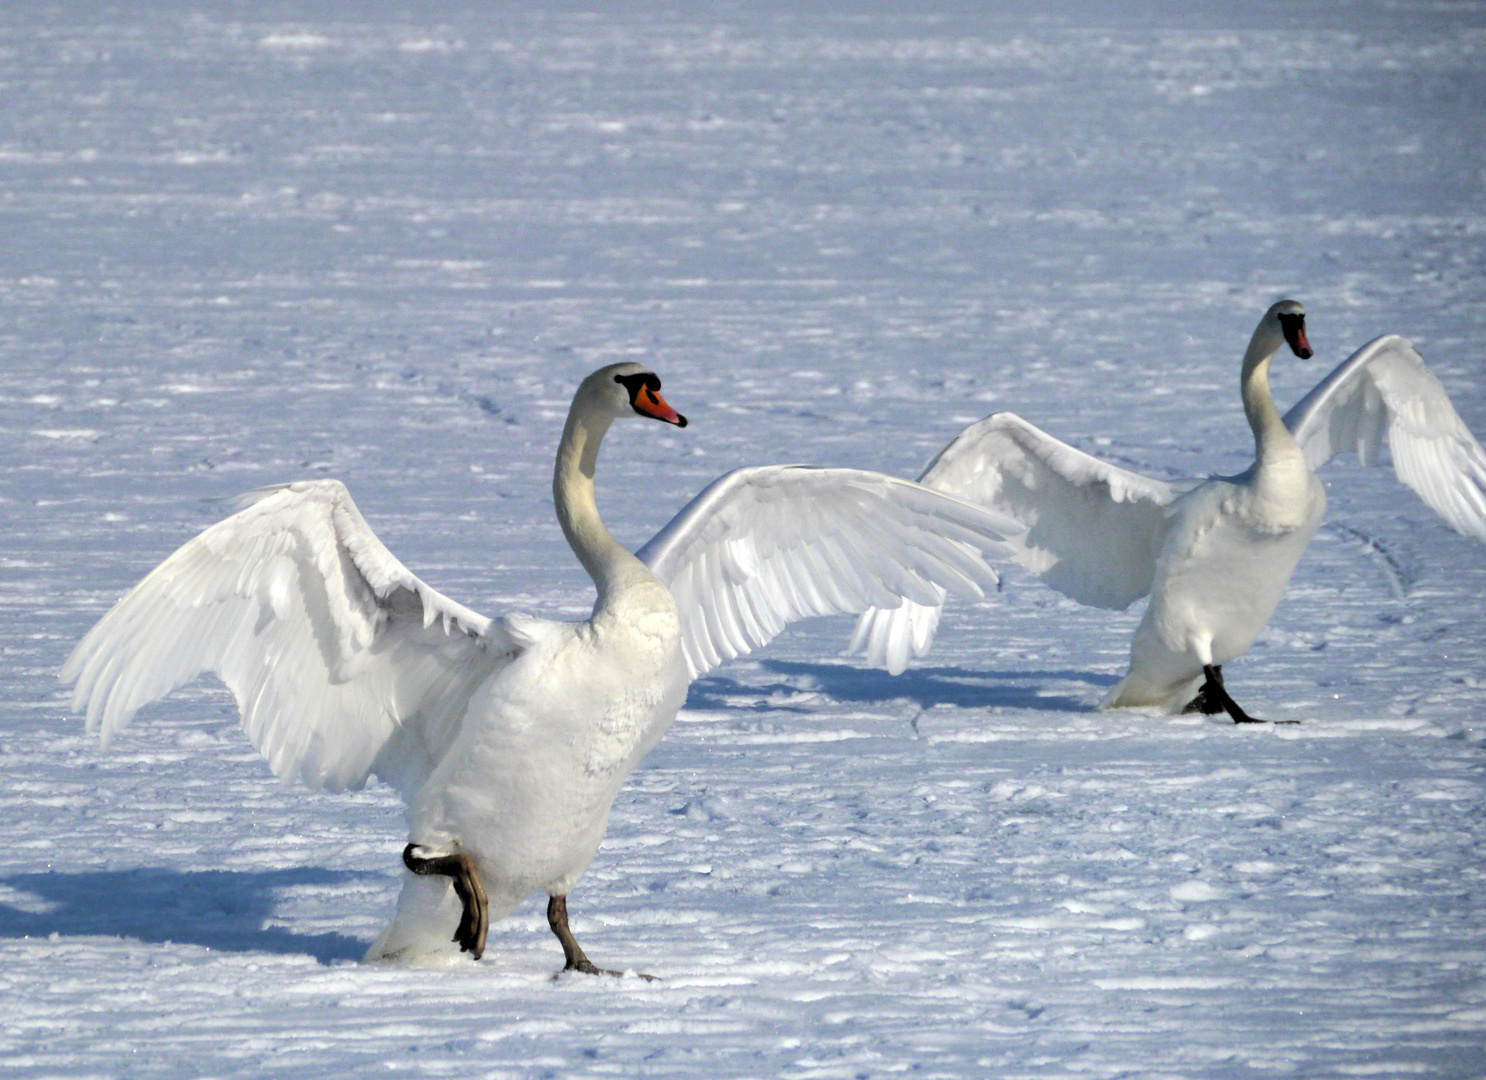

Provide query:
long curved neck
left=553, top=400, right=649, bottom=607
left=1240, top=321, right=1301, bottom=468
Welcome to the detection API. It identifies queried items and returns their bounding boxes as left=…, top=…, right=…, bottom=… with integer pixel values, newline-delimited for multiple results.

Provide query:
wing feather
left=61, top=479, right=518, bottom=795
left=911, top=413, right=1181, bottom=607
left=846, top=412, right=1182, bottom=672
left=1284, top=335, right=1486, bottom=541
left=636, top=466, right=1015, bottom=680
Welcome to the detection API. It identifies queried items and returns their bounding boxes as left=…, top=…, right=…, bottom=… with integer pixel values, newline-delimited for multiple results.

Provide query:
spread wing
left=636, top=466, right=1018, bottom=680
left=848, top=412, right=1183, bottom=673
left=60, top=480, right=518, bottom=796
left=1284, top=334, right=1486, bottom=541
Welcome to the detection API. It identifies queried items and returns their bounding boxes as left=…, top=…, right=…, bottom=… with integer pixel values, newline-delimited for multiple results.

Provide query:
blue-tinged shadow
left=688, top=659, right=1117, bottom=714
left=0, top=866, right=377, bottom=964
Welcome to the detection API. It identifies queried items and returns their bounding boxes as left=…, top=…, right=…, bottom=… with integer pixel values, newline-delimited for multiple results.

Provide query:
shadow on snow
left=0, top=865, right=376, bottom=963
left=688, top=659, right=1117, bottom=714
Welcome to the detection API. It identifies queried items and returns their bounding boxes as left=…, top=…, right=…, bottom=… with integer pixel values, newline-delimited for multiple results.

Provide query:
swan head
left=1265, top=299, right=1312, bottom=360
left=579, top=362, right=688, bottom=428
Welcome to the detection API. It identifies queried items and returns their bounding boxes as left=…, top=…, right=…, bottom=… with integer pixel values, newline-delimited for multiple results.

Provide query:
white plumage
left=850, top=303, right=1486, bottom=717
left=63, top=362, right=1014, bottom=970
left=66, top=480, right=508, bottom=798
left=1284, top=334, right=1486, bottom=536
left=640, top=465, right=1008, bottom=679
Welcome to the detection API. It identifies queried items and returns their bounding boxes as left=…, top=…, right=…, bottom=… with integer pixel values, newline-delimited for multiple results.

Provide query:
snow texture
left=3, top=3, right=1485, bottom=1077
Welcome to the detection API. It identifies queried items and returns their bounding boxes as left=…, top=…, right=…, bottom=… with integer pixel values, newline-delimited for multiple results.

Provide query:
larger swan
left=849, top=301, right=1486, bottom=720
left=62, top=362, right=1016, bottom=973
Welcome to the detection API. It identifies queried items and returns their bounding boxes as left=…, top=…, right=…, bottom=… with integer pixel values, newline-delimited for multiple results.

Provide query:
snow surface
left=3, top=3, right=1486, bottom=1077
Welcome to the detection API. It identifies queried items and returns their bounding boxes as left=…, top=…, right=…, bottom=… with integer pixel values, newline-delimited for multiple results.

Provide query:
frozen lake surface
left=2, top=4, right=1485, bottom=1077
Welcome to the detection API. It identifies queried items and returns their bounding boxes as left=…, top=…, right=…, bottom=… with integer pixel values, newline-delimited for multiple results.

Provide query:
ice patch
left=30, top=429, right=101, bottom=440
left=1277, top=718, right=1448, bottom=738
left=988, top=780, right=1049, bottom=802
left=0, top=884, right=58, bottom=915
left=1233, top=860, right=1285, bottom=875
left=259, top=32, right=332, bottom=50
left=1170, top=881, right=1224, bottom=902
left=1093, top=976, right=1238, bottom=990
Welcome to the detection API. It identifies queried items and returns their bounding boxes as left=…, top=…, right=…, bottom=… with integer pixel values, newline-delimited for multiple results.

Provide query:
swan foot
left=1180, top=666, right=1227, bottom=716
left=402, top=843, right=489, bottom=960
left=1182, top=665, right=1267, bottom=725
left=547, top=894, right=659, bottom=982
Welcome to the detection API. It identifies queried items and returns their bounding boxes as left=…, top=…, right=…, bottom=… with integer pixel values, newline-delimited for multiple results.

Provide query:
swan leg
left=1180, top=665, right=1227, bottom=716
left=402, top=843, right=489, bottom=959
left=546, top=894, right=658, bottom=981
left=1183, top=665, right=1266, bottom=724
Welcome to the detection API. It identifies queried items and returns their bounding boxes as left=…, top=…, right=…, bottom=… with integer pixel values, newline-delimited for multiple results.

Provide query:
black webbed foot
left=403, top=843, right=489, bottom=959
left=1181, top=665, right=1276, bottom=725
left=1180, top=666, right=1226, bottom=716
left=547, top=894, right=659, bottom=982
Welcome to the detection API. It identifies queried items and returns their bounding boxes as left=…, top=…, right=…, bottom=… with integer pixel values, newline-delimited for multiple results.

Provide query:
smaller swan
left=63, top=363, right=1015, bottom=972
left=849, top=301, right=1486, bottom=720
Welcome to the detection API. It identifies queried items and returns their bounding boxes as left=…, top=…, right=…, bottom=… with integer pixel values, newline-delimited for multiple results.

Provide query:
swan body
left=1110, top=459, right=1325, bottom=709
left=63, top=362, right=1015, bottom=969
left=850, top=302, right=1486, bottom=716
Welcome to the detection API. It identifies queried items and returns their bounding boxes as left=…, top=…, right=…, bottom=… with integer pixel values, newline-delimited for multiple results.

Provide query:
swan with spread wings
left=849, top=302, right=1486, bottom=721
left=63, top=362, right=1015, bottom=973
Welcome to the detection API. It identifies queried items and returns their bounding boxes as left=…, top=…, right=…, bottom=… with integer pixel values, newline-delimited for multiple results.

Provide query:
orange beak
left=633, top=384, right=687, bottom=427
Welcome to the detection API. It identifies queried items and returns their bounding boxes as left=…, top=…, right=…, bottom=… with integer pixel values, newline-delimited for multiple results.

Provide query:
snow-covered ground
left=3, top=4, right=1485, bottom=1076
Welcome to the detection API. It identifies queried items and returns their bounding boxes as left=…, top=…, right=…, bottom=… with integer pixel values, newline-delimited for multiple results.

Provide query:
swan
left=62, top=362, right=1017, bottom=973
left=849, top=301, right=1486, bottom=720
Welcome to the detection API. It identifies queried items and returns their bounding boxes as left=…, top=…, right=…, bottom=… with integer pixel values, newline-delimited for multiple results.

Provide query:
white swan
left=849, top=301, right=1486, bottom=720
left=62, top=362, right=1016, bottom=972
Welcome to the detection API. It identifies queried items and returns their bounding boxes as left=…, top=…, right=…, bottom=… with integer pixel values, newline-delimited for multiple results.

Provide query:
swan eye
left=614, top=371, right=663, bottom=402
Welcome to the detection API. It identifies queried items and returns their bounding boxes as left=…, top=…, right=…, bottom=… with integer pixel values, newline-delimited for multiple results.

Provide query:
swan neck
left=553, top=402, right=646, bottom=604
left=1240, top=324, right=1299, bottom=465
